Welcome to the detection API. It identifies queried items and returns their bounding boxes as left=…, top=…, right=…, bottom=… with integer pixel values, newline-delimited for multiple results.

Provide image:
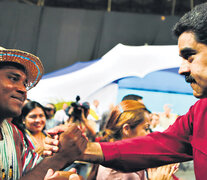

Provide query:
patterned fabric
left=25, top=129, right=46, bottom=155
left=0, top=49, right=44, bottom=90
left=0, top=120, right=42, bottom=180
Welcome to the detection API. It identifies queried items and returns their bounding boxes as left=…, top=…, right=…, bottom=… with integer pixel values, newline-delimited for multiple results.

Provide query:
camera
left=67, top=96, right=90, bottom=122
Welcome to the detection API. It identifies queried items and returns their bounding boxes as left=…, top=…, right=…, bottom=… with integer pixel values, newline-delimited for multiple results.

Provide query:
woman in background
left=88, top=100, right=178, bottom=180
left=95, top=100, right=150, bottom=180
left=14, top=101, right=47, bottom=155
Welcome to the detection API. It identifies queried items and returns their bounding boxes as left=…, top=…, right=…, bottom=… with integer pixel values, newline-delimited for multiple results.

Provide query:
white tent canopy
left=28, top=44, right=196, bottom=114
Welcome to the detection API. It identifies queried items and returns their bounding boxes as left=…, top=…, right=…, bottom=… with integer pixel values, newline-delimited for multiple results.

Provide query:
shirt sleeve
left=100, top=104, right=195, bottom=172
left=21, top=132, right=43, bottom=176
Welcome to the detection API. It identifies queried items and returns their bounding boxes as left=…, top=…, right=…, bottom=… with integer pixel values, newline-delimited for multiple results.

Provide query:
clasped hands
left=44, top=123, right=87, bottom=156
left=44, top=123, right=88, bottom=180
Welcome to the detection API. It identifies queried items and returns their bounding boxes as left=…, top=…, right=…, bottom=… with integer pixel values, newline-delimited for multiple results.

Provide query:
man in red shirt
left=46, top=2, right=207, bottom=180
left=78, top=2, right=207, bottom=180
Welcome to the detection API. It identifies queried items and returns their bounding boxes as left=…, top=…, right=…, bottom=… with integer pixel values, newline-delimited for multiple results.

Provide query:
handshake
left=44, top=123, right=88, bottom=162
left=43, top=124, right=88, bottom=180
left=42, top=123, right=103, bottom=180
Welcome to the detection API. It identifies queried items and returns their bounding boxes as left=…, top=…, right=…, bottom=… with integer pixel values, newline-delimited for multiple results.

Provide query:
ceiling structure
left=12, top=0, right=207, bottom=16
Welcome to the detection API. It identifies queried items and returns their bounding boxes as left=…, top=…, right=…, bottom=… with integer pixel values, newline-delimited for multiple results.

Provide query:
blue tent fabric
left=42, top=59, right=100, bottom=79
left=118, top=68, right=193, bottom=95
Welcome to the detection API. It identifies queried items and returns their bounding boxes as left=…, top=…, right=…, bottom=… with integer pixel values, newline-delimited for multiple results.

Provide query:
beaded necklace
left=0, top=120, right=19, bottom=180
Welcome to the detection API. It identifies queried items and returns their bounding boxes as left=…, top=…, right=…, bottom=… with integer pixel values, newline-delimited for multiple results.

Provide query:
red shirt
left=100, top=98, right=207, bottom=180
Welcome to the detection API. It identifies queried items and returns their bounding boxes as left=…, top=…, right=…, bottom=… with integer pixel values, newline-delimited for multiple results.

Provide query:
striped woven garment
left=0, top=120, right=42, bottom=180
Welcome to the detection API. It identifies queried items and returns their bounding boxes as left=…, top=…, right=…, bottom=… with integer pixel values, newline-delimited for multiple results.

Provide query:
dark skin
left=0, top=64, right=88, bottom=180
left=21, top=124, right=87, bottom=180
left=0, top=66, right=27, bottom=139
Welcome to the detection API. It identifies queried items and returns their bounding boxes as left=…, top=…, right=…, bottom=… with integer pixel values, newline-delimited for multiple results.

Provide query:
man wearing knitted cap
left=45, top=2, right=207, bottom=180
left=0, top=47, right=87, bottom=180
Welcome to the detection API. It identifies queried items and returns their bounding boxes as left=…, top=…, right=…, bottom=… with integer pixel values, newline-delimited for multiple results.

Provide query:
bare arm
left=20, top=154, right=69, bottom=180
left=20, top=124, right=87, bottom=180
left=79, top=142, right=104, bottom=163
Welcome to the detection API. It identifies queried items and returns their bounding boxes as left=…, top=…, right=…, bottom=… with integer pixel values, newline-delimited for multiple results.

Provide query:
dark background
left=0, top=0, right=205, bottom=74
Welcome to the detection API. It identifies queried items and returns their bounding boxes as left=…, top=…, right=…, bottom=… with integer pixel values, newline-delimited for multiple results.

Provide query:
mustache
left=185, top=74, right=196, bottom=83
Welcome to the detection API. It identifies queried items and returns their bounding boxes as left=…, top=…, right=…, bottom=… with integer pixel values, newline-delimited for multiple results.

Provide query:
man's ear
left=122, top=123, right=130, bottom=137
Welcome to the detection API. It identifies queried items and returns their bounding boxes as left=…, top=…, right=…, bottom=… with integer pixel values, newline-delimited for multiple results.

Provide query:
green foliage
left=54, top=101, right=73, bottom=111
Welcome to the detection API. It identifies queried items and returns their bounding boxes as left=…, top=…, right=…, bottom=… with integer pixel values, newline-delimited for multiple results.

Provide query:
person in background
left=65, top=102, right=96, bottom=179
left=99, top=103, right=115, bottom=134
left=54, top=102, right=69, bottom=124
left=17, top=101, right=84, bottom=180
left=121, top=94, right=152, bottom=131
left=95, top=100, right=150, bottom=180
left=88, top=99, right=101, bottom=121
left=150, top=113, right=164, bottom=132
left=122, top=94, right=144, bottom=104
left=88, top=100, right=178, bottom=180
left=97, top=94, right=149, bottom=142
left=88, top=99, right=102, bottom=132
left=14, top=101, right=47, bottom=155
left=159, top=104, right=178, bottom=130
left=45, top=103, right=62, bottom=130
left=66, top=102, right=96, bottom=140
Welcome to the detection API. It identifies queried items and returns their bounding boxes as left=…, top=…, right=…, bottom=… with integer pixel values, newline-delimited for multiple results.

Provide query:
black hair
left=0, top=61, right=26, bottom=73
left=45, top=103, right=56, bottom=114
left=21, top=101, right=48, bottom=120
left=173, top=2, right=207, bottom=45
left=122, top=94, right=143, bottom=101
left=12, top=101, right=47, bottom=145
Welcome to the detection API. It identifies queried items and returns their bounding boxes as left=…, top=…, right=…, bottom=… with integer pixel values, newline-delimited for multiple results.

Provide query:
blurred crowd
left=10, top=93, right=183, bottom=180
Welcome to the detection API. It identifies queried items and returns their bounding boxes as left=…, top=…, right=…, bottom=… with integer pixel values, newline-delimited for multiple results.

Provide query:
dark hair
left=122, top=94, right=143, bottom=101
left=173, top=2, right=207, bottom=45
left=45, top=103, right=56, bottom=114
left=21, top=101, right=47, bottom=120
left=12, top=101, right=47, bottom=145
left=0, top=61, right=26, bottom=73
left=13, top=101, right=47, bottom=131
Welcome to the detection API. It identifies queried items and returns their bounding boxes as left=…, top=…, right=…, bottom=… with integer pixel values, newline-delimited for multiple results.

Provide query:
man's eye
left=183, top=54, right=189, bottom=59
left=9, top=75, right=18, bottom=81
left=183, top=52, right=196, bottom=60
left=183, top=54, right=192, bottom=60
